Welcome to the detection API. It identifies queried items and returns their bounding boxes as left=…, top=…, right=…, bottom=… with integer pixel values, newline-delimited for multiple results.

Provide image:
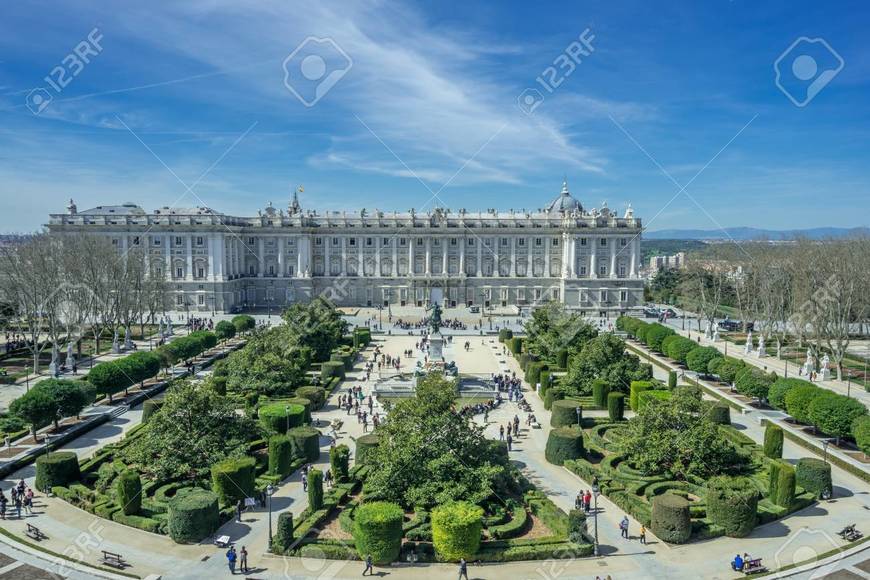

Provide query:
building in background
left=47, top=181, right=644, bottom=315
left=648, top=252, right=686, bottom=273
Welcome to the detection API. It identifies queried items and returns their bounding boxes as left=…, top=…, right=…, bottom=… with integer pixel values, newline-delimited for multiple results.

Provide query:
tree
left=122, top=380, right=259, bottom=480
left=222, top=327, right=311, bottom=396
left=215, top=320, right=236, bottom=341
left=734, top=367, right=775, bottom=402
left=364, top=374, right=509, bottom=508
left=807, top=392, right=867, bottom=443
left=522, top=303, right=597, bottom=364
left=40, top=379, right=94, bottom=426
left=10, top=386, right=57, bottom=440
left=644, top=324, right=675, bottom=353
left=282, top=297, right=347, bottom=362
left=853, top=416, right=870, bottom=459
left=685, top=346, right=720, bottom=376
left=562, top=334, right=651, bottom=396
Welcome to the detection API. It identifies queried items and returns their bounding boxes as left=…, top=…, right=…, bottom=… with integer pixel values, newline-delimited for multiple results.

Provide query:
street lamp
left=822, top=439, right=830, bottom=464
left=285, top=405, right=290, bottom=432
left=591, top=483, right=600, bottom=556
left=266, top=484, right=276, bottom=551
left=576, top=407, right=582, bottom=428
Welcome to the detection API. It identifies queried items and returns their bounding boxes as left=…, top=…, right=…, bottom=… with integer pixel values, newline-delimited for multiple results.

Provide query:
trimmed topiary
left=785, top=384, right=823, bottom=424
left=308, top=468, right=324, bottom=510
left=735, top=367, right=774, bottom=401
left=608, top=392, right=625, bottom=421
left=167, top=488, right=220, bottom=543
left=551, top=399, right=582, bottom=428
left=854, top=415, right=870, bottom=458
left=355, top=433, right=380, bottom=465
left=644, top=323, right=675, bottom=352
left=498, top=328, right=513, bottom=343
left=707, top=356, right=725, bottom=377
left=268, top=435, right=293, bottom=478
left=35, top=452, right=80, bottom=491
left=763, top=424, right=783, bottom=459
left=716, top=358, right=745, bottom=385
left=321, top=361, right=346, bottom=381
left=568, top=509, right=587, bottom=543
left=211, top=456, right=256, bottom=506
left=330, top=444, right=351, bottom=482
left=527, top=362, right=549, bottom=387
left=808, top=391, right=868, bottom=441
left=545, top=427, right=584, bottom=465
left=795, top=458, right=832, bottom=499
left=142, top=400, right=164, bottom=423
left=539, top=371, right=553, bottom=396
left=509, top=337, right=523, bottom=356
left=637, top=389, right=671, bottom=411
left=295, top=386, right=327, bottom=410
left=352, top=501, right=404, bottom=564
left=768, top=460, right=795, bottom=508
left=273, top=511, right=294, bottom=552
left=768, top=378, right=813, bottom=411
left=543, top=387, right=564, bottom=411
left=259, top=403, right=305, bottom=433
left=592, top=380, right=609, bottom=409
left=115, top=469, right=142, bottom=515
left=708, top=403, right=731, bottom=425
left=705, top=476, right=758, bottom=538
left=629, top=381, right=654, bottom=411
left=666, top=337, right=698, bottom=365
left=287, top=426, right=321, bottom=463
left=215, top=320, right=236, bottom=341
left=556, top=348, right=569, bottom=369
left=651, top=493, right=691, bottom=544
left=285, top=397, right=313, bottom=424
left=686, top=346, right=721, bottom=376
left=431, top=501, right=483, bottom=561
left=668, top=370, right=677, bottom=389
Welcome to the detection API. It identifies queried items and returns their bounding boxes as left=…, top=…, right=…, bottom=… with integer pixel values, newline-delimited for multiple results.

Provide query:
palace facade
left=46, top=181, right=644, bottom=315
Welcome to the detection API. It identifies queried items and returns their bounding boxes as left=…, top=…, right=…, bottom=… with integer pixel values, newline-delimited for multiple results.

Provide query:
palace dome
left=546, top=179, right=582, bottom=213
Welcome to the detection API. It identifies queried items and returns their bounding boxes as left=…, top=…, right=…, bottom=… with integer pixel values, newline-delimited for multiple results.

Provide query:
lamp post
left=822, top=439, right=830, bottom=464
left=266, top=484, right=275, bottom=551
left=592, top=483, right=600, bottom=556
left=285, top=405, right=290, bottom=432
left=576, top=407, right=582, bottom=428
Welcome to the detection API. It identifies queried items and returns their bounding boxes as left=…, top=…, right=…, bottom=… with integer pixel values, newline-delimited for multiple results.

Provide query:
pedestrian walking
left=13, top=495, right=21, bottom=519
left=620, top=516, right=629, bottom=539
left=363, top=553, right=373, bottom=575
left=302, top=473, right=308, bottom=492
left=506, top=433, right=513, bottom=451
left=499, top=425, right=504, bottom=441
left=236, top=499, right=243, bottom=522
left=639, top=524, right=646, bottom=544
left=458, top=557, right=469, bottom=580
left=23, top=493, right=32, bottom=516
left=226, top=546, right=237, bottom=574
left=239, top=546, right=248, bottom=573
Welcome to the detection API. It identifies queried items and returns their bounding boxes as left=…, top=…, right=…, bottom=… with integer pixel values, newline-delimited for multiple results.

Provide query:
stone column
left=441, top=240, right=447, bottom=275
left=545, top=236, right=551, bottom=278
left=164, top=235, right=171, bottom=278
left=570, top=236, right=577, bottom=278
left=275, top=236, right=283, bottom=277
left=494, top=238, right=500, bottom=276
left=509, top=237, right=516, bottom=276
left=459, top=239, right=465, bottom=276
left=408, top=237, right=414, bottom=277
left=589, top=237, right=597, bottom=279
left=325, top=236, right=332, bottom=276
left=257, top=237, right=265, bottom=277
left=392, top=240, right=398, bottom=277
left=358, top=236, right=364, bottom=276
left=341, top=237, right=347, bottom=276
left=207, top=235, right=215, bottom=280
left=425, top=237, right=431, bottom=275
left=476, top=239, right=482, bottom=276
left=527, top=237, right=533, bottom=277
left=630, top=236, right=638, bottom=277
left=185, top=235, right=194, bottom=280
left=561, top=233, right=569, bottom=278
left=610, top=237, right=617, bottom=279
left=296, top=237, right=303, bottom=278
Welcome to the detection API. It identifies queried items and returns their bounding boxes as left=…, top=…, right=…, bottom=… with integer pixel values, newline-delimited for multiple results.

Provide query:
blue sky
left=0, top=0, right=868, bottom=233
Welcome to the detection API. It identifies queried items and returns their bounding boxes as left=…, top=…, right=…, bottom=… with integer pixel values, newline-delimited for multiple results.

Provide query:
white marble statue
left=757, top=335, right=766, bottom=358
left=124, top=324, right=134, bottom=350
left=802, top=349, right=814, bottom=377
left=66, top=342, right=75, bottom=370
left=744, top=331, right=753, bottom=355
left=48, top=344, right=60, bottom=377
left=820, top=354, right=831, bottom=380
left=705, top=320, right=713, bottom=339
left=713, top=328, right=720, bottom=342
left=111, top=329, right=121, bottom=354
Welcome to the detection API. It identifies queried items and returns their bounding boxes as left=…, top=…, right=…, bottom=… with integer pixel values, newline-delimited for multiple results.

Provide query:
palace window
left=417, top=238, right=424, bottom=246
left=450, top=238, right=457, bottom=246
left=196, top=237, right=204, bottom=246
left=600, top=290, right=608, bottom=301
left=198, top=295, right=205, bottom=306
left=349, top=238, right=357, bottom=246
left=553, top=238, right=559, bottom=247
left=268, top=265, right=275, bottom=275
left=620, top=290, right=628, bottom=301
left=332, top=237, right=339, bottom=246
left=518, top=239, right=525, bottom=246
left=383, top=238, right=390, bottom=246
left=580, top=238, right=587, bottom=246
left=400, top=238, right=407, bottom=246
left=468, top=238, right=474, bottom=246
left=248, top=237, right=255, bottom=245
left=600, top=238, right=607, bottom=246
left=621, top=238, right=627, bottom=246
left=176, top=295, right=183, bottom=306
left=366, top=238, right=373, bottom=246
left=176, top=267, right=183, bottom=278
left=197, top=267, right=204, bottom=278
left=176, top=237, right=183, bottom=246
left=315, top=237, right=322, bottom=245
left=535, top=238, right=542, bottom=246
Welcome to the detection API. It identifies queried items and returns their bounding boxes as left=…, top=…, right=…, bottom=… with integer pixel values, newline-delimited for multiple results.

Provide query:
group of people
left=0, top=479, right=34, bottom=520
left=497, top=415, right=522, bottom=450
left=3, top=332, right=34, bottom=355
left=457, top=398, right=501, bottom=419
left=186, top=317, right=214, bottom=332
left=491, top=372, right=523, bottom=395
left=224, top=545, right=248, bottom=574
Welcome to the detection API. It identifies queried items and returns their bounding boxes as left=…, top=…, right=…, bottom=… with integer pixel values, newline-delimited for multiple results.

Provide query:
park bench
left=837, top=524, right=862, bottom=542
left=214, top=535, right=231, bottom=548
left=25, top=524, right=46, bottom=541
left=100, top=550, right=126, bottom=568
left=742, top=558, right=767, bottom=575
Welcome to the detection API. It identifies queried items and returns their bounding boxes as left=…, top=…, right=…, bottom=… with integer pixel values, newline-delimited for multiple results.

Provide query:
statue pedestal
left=429, top=331, right=444, bottom=361
left=820, top=368, right=831, bottom=381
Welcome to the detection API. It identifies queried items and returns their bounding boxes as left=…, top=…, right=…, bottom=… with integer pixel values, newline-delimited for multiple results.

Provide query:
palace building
left=46, top=181, right=644, bottom=315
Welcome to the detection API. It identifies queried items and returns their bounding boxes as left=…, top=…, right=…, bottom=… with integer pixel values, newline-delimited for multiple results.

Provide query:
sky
left=0, top=0, right=868, bottom=233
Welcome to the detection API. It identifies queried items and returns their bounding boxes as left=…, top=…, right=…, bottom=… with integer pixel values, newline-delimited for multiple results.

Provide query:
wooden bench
left=100, top=551, right=126, bottom=568
left=25, top=524, right=46, bottom=541
left=743, top=559, right=767, bottom=575
left=214, top=535, right=231, bottom=548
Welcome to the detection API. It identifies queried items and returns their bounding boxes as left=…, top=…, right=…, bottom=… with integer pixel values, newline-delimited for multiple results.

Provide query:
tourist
left=584, top=490, right=592, bottom=513
left=458, top=557, right=469, bottom=580
left=639, top=524, right=646, bottom=544
left=302, top=472, right=308, bottom=492
left=238, top=546, right=248, bottom=573
left=363, top=553, right=373, bottom=576
left=499, top=425, right=504, bottom=441
left=731, top=554, right=744, bottom=572
left=575, top=492, right=583, bottom=511
left=620, top=516, right=629, bottom=539
left=506, top=433, right=513, bottom=451
left=0, top=491, right=6, bottom=520
left=236, top=499, right=244, bottom=522
left=23, top=492, right=32, bottom=516
left=226, top=546, right=237, bottom=574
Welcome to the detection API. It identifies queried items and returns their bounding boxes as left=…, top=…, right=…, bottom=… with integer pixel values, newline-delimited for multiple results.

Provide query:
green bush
left=273, top=511, right=294, bottom=552
left=543, top=387, right=563, bottom=411
left=769, top=378, right=813, bottom=411
left=708, top=404, right=731, bottom=425
left=268, top=435, right=293, bottom=478
left=707, top=356, right=725, bottom=377
left=645, top=323, right=676, bottom=352
left=705, top=477, right=758, bottom=537
left=556, top=348, right=569, bottom=369
left=785, top=384, right=823, bottom=424
left=295, top=386, right=327, bottom=410
left=668, top=370, right=677, bottom=389
left=527, top=362, right=549, bottom=387
left=715, top=358, right=745, bottom=384
left=352, top=501, right=404, bottom=564
left=330, top=444, right=351, bottom=482
left=287, top=426, right=321, bottom=463
left=608, top=392, right=625, bottom=421
left=259, top=403, right=305, bottom=433
left=763, top=424, right=783, bottom=459
left=661, top=335, right=681, bottom=360
left=592, top=380, right=609, bottom=409
left=321, top=361, right=346, bottom=381
left=854, top=415, right=870, bottom=457
left=231, top=314, right=256, bottom=334
left=115, top=470, right=142, bottom=515
left=355, top=433, right=380, bottom=465
left=795, top=458, right=832, bottom=499
left=567, top=509, right=587, bottom=543
left=638, top=390, right=671, bottom=411
left=545, top=427, right=584, bottom=466
left=686, top=347, right=720, bottom=375
left=285, top=397, right=313, bottom=424
left=167, top=488, right=220, bottom=543
left=211, top=456, right=256, bottom=506
left=498, top=328, right=513, bottom=343
left=768, top=461, right=795, bottom=508
left=539, top=371, right=552, bottom=395
left=215, top=320, right=236, bottom=341
left=308, top=468, right=324, bottom=510
left=35, top=452, right=81, bottom=491
left=142, top=400, right=164, bottom=423
left=666, top=337, right=698, bottom=365
left=634, top=321, right=651, bottom=343
left=431, top=502, right=483, bottom=561
left=550, top=399, right=582, bottom=428
left=734, top=366, right=774, bottom=401
left=629, top=381, right=654, bottom=411
left=807, top=391, right=867, bottom=440
left=508, top=337, right=523, bottom=356
left=650, top=494, right=691, bottom=544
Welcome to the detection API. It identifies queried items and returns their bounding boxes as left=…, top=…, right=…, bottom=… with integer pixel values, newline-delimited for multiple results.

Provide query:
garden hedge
left=768, top=460, right=795, bottom=508
left=735, top=367, right=774, bottom=401
left=211, top=456, right=256, bottom=506
left=716, top=358, right=746, bottom=385
left=321, top=361, right=346, bottom=381
left=498, top=328, right=513, bottom=343
left=35, top=452, right=81, bottom=491
left=629, top=381, right=654, bottom=411
left=707, top=356, right=725, bottom=377
left=550, top=399, right=582, bottom=428
left=608, top=392, right=625, bottom=421
left=637, top=390, right=671, bottom=411
left=268, top=435, right=293, bottom=478
left=706, top=477, right=758, bottom=537
left=231, top=314, right=256, bottom=334
left=355, top=434, right=380, bottom=465
left=544, top=387, right=564, bottom=411
left=431, top=502, right=484, bottom=561
left=592, top=380, right=609, bottom=409
left=645, top=323, right=676, bottom=352
left=650, top=493, right=691, bottom=544
left=795, top=458, right=832, bottom=499
left=508, top=337, right=523, bottom=356
left=259, top=403, right=305, bottom=433
left=295, top=386, right=327, bottom=410
left=215, top=320, right=236, bottom=341
left=352, top=501, right=404, bottom=564
left=115, top=470, right=142, bottom=515
left=556, top=348, right=569, bottom=369
left=285, top=397, right=313, bottom=424
left=807, top=391, right=868, bottom=440
left=666, top=337, right=697, bottom=365
left=539, top=371, right=553, bottom=395
left=854, top=415, right=870, bottom=457
left=769, top=378, right=813, bottom=411
left=287, top=426, right=321, bottom=463
left=330, top=444, right=351, bottom=482
left=661, top=335, right=681, bottom=360
left=567, top=509, right=587, bottom=543
left=708, top=403, right=731, bottom=426
left=167, top=488, right=220, bottom=543
left=273, top=511, right=294, bottom=552
left=545, top=427, right=585, bottom=465
left=763, top=424, right=784, bottom=459
left=527, top=362, right=549, bottom=387
left=141, top=400, right=164, bottom=423
left=667, top=370, right=677, bottom=389
left=785, top=384, right=823, bottom=424
left=686, top=346, right=720, bottom=375
left=308, top=468, right=324, bottom=510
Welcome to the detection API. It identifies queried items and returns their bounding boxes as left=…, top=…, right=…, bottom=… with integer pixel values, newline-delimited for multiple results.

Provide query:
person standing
left=639, top=524, right=646, bottom=545
left=226, top=546, right=237, bottom=574
left=363, top=553, right=373, bottom=576
left=458, top=557, right=469, bottom=580
left=239, top=546, right=248, bottom=573
left=236, top=499, right=243, bottom=522
left=506, top=433, right=512, bottom=451
left=302, top=472, right=308, bottom=492
left=620, top=516, right=629, bottom=539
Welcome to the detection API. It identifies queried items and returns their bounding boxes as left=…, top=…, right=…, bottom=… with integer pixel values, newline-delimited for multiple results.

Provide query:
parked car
left=718, top=319, right=754, bottom=332
left=643, top=307, right=660, bottom=318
